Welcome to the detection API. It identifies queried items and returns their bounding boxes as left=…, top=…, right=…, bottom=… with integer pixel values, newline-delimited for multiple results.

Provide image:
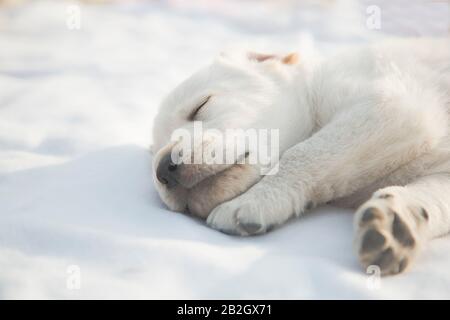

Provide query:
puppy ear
left=247, top=52, right=299, bottom=65
left=247, top=52, right=276, bottom=63
left=281, top=52, right=299, bottom=65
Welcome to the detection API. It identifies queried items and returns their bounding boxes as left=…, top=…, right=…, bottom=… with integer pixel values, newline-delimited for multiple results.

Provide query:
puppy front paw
left=206, top=194, right=275, bottom=236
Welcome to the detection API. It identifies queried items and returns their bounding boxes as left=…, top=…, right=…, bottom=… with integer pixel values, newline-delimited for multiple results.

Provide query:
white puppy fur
left=152, top=38, right=450, bottom=275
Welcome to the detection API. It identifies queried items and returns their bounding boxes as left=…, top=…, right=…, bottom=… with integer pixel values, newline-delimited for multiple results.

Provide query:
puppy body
left=153, top=38, right=450, bottom=275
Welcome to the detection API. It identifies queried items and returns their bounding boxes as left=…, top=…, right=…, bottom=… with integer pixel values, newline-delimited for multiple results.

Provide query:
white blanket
left=0, top=0, right=449, bottom=299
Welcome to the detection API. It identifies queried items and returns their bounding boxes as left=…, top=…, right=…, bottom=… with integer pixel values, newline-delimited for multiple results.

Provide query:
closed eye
left=188, top=96, right=211, bottom=120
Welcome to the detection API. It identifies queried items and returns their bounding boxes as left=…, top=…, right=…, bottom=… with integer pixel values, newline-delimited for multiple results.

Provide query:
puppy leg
left=207, top=93, right=447, bottom=235
left=354, top=173, right=450, bottom=275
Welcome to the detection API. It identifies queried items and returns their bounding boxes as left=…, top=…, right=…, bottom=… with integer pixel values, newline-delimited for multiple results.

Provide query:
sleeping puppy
left=152, top=38, right=450, bottom=276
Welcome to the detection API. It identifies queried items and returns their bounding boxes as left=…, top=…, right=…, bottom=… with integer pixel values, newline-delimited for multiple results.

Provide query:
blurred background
left=0, top=0, right=448, bottom=169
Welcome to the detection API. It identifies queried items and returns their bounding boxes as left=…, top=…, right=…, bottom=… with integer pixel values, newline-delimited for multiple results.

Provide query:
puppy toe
left=237, top=221, right=264, bottom=235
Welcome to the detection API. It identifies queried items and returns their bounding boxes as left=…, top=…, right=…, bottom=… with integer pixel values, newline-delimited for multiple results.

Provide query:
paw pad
left=360, top=229, right=386, bottom=253
left=360, top=207, right=383, bottom=224
left=355, top=194, right=423, bottom=276
left=392, top=212, right=415, bottom=247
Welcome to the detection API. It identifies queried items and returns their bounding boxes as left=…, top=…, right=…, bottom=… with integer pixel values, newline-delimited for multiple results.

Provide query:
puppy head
left=152, top=51, right=301, bottom=218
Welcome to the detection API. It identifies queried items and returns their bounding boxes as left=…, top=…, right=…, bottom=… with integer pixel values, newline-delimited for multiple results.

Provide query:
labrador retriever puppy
left=152, top=38, right=450, bottom=276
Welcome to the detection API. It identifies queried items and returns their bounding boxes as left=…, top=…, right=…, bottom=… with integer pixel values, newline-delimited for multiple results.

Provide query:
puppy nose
left=156, top=152, right=179, bottom=188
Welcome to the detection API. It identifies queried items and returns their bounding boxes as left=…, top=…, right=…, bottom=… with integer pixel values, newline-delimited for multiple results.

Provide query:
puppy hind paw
left=354, top=192, right=427, bottom=276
